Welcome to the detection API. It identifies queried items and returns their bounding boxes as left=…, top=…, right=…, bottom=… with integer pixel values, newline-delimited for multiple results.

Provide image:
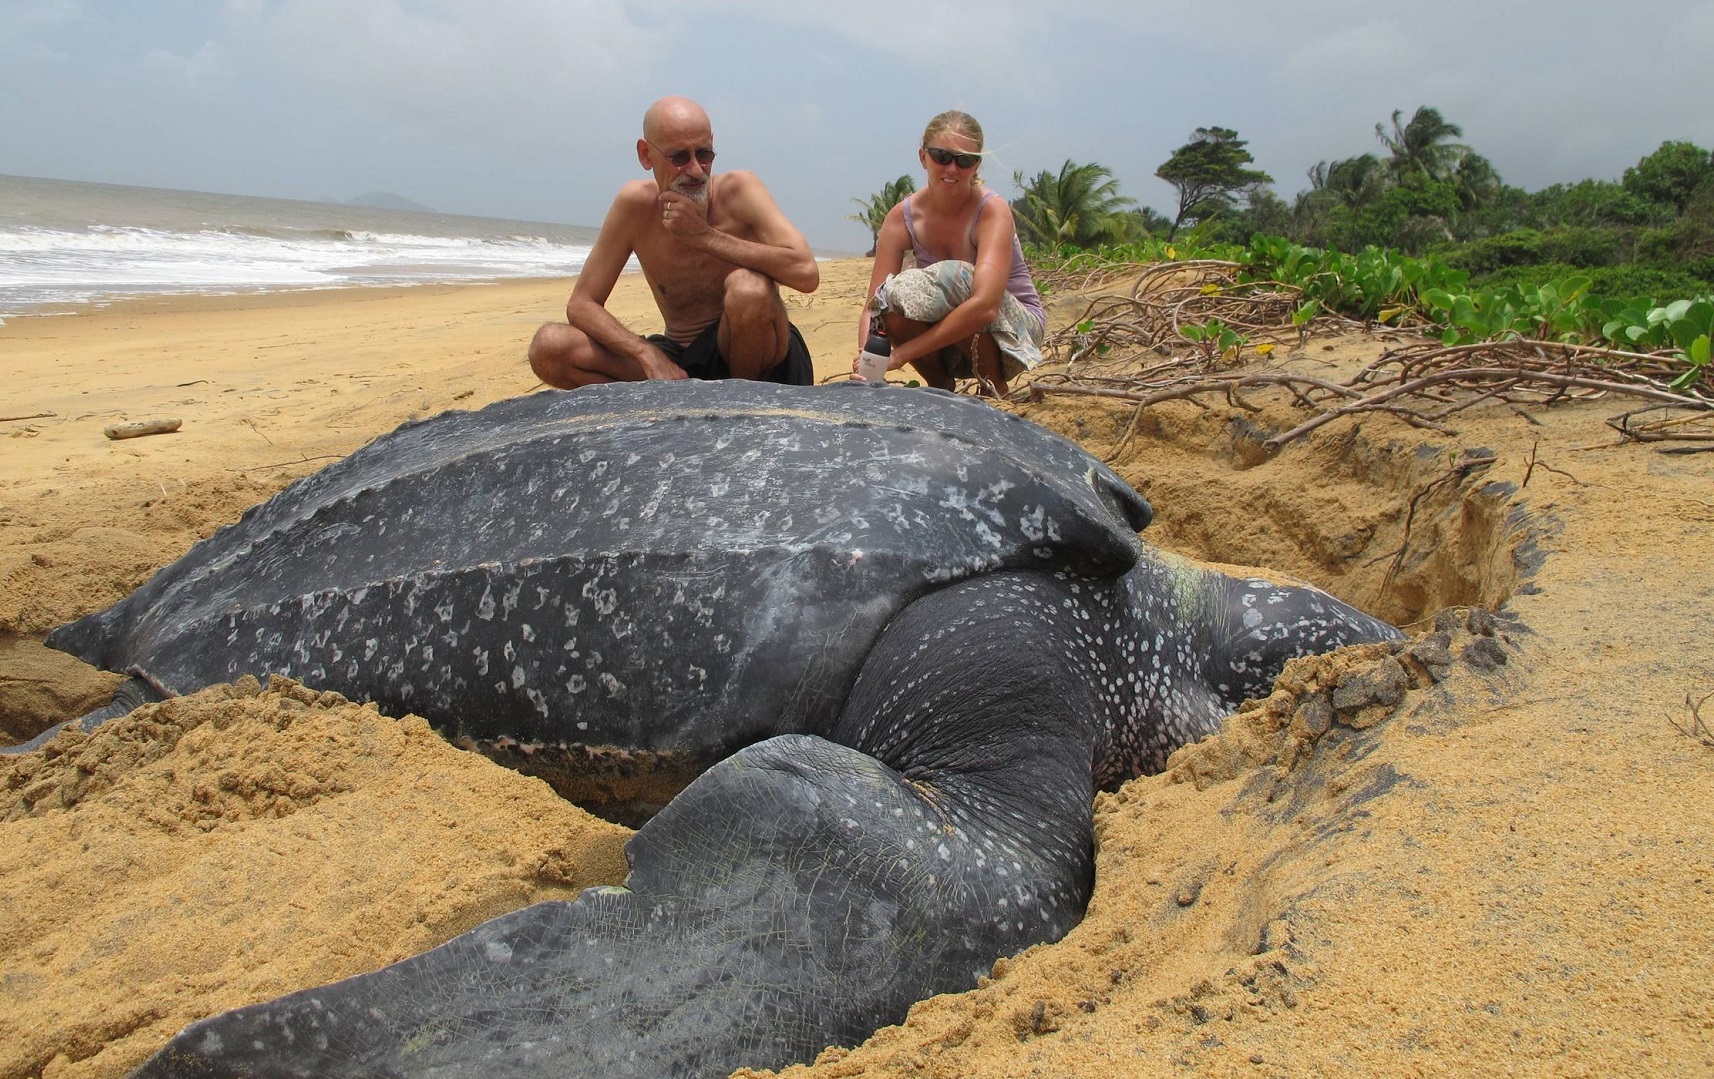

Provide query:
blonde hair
left=922, top=110, right=983, bottom=151
left=921, top=110, right=985, bottom=185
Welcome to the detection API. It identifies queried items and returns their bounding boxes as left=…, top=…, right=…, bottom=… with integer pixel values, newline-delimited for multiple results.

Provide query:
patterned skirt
left=874, top=261, right=1045, bottom=380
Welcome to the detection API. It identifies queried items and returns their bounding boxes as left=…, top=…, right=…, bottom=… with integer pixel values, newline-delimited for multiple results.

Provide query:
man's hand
left=659, top=190, right=712, bottom=242
left=638, top=340, right=690, bottom=381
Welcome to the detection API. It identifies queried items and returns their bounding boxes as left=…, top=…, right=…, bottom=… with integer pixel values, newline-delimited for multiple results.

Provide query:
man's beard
left=672, top=175, right=709, bottom=203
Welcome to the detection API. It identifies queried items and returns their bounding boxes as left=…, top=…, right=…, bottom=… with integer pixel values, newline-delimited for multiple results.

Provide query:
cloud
left=1277, top=20, right=1413, bottom=89
left=215, top=0, right=662, bottom=144
left=0, top=0, right=83, bottom=64
left=631, top=0, right=1052, bottom=82
left=139, top=40, right=231, bottom=88
left=0, top=0, right=84, bottom=35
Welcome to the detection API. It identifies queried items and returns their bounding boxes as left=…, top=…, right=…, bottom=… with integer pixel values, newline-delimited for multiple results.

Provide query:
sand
left=3, top=261, right=1712, bottom=1079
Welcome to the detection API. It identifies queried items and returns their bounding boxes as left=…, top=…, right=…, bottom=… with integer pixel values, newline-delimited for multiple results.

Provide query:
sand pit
left=3, top=262, right=1712, bottom=1078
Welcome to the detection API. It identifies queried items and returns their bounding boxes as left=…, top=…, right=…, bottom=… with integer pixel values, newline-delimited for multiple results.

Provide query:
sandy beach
left=3, top=260, right=1712, bottom=1078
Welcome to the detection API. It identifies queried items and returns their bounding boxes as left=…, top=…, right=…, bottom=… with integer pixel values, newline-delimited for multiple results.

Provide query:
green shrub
left=1447, top=227, right=1624, bottom=276
left=1448, top=230, right=1546, bottom=273
left=1681, top=256, right=1714, bottom=286
left=1538, top=227, right=1622, bottom=267
left=1471, top=262, right=1710, bottom=305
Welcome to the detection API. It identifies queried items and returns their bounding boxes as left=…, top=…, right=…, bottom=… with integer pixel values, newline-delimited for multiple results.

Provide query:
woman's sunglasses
left=923, top=145, right=982, bottom=169
left=648, top=140, right=716, bottom=169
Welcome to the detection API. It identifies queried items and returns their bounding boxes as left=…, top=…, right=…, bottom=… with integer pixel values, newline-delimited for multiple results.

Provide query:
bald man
left=529, top=97, right=820, bottom=387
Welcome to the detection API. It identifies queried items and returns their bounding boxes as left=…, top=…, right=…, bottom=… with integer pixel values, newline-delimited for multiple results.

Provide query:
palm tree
left=847, top=175, right=916, bottom=257
left=1308, top=153, right=1387, bottom=209
left=1451, top=153, right=1502, bottom=211
left=1124, top=206, right=1176, bottom=238
left=1375, top=107, right=1471, bottom=183
left=1010, top=160, right=1139, bottom=249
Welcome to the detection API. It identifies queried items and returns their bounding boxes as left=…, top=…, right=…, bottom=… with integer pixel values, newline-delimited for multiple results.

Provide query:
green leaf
left=1452, top=295, right=1479, bottom=327
left=1685, top=300, right=1714, bottom=337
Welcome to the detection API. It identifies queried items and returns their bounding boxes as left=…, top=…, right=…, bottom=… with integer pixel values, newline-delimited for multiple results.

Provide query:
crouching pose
left=531, top=96, right=819, bottom=387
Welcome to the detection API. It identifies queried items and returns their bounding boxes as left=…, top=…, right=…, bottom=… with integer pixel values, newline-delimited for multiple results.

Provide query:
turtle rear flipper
left=0, top=676, right=162, bottom=756
left=130, top=731, right=1090, bottom=1078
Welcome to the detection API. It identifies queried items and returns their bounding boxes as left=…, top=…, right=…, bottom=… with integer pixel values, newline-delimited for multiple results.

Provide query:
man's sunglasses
left=923, top=145, right=981, bottom=169
left=648, top=140, right=716, bottom=169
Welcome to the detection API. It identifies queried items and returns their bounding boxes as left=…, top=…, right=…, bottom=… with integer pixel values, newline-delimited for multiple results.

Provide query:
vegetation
left=846, top=174, right=916, bottom=257
left=1154, top=126, right=1273, bottom=239
left=1623, top=140, right=1714, bottom=212
left=1009, top=160, right=1140, bottom=248
left=1030, top=231, right=1711, bottom=396
left=1373, top=107, right=1480, bottom=186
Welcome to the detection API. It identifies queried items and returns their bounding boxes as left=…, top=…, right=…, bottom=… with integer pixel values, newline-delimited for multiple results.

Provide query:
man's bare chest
left=635, top=211, right=756, bottom=308
left=638, top=240, right=735, bottom=307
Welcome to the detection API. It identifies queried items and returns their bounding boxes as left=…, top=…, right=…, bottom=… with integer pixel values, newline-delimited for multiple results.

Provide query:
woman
left=854, top=110, right=1046, bottom=396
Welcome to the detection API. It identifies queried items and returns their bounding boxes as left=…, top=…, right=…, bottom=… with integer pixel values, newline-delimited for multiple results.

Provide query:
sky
left=3, top=0, right=1712, bottom=252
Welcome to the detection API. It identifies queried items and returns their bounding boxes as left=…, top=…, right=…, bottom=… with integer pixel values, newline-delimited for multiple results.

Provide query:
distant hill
left=346, top=192, right=436, bottom=213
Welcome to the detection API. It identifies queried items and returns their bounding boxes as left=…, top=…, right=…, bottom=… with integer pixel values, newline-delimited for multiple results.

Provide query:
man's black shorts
left=646, top=321, right=813, bottom=386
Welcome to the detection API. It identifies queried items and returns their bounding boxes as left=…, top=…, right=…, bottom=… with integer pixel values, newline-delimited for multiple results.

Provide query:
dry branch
left=1023, top=258, right=1713, bottom=451
left=1670, top=689, right=1714, bottom=749
left=1605, top=406, right=1714, bottom=445
left=225, top=454, right=345, bottom=473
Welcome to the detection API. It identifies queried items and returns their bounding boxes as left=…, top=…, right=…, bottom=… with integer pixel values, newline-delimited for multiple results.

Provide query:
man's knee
left=529, top=323, right=584, bottom=387
left=723, top=269, right=779, bottom=322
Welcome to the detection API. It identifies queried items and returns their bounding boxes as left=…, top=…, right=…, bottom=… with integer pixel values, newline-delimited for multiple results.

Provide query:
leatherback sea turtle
left=42, top=381, right=1398, bottom=1078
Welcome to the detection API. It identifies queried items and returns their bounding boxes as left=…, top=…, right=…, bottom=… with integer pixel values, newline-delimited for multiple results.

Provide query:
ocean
left=0, top=174, right=600, bottom=323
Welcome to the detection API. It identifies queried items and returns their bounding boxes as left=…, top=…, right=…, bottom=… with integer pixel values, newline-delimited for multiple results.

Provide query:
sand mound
left=1, top=678, right=629, bottom=1079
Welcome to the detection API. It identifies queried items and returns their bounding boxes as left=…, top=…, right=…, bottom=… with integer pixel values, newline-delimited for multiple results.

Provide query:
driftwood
left=103, top=418, right=183, bottom=440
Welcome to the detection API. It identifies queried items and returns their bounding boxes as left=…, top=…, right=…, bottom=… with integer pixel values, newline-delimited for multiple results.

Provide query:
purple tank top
left=901, top=189, right=1046, bottom=326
